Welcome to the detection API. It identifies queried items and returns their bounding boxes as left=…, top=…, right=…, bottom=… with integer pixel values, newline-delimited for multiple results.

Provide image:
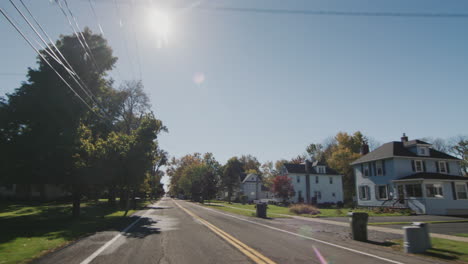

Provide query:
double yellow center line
left=174, top=201, right=276, bottom=264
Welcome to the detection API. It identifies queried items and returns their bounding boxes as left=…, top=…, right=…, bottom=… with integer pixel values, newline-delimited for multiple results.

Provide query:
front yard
left=204, top=201, right=412, bottom=218
left=0, top=199, right=150, bottom=264
left=391, top=238, right=468, bottom=263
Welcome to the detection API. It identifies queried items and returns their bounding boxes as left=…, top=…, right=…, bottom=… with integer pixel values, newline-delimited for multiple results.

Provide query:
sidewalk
left=206, top=203, right=468, bottom=243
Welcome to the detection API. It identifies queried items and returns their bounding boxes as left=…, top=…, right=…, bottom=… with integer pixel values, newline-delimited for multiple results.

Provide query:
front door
left=397, top=185, right=405, bottom=203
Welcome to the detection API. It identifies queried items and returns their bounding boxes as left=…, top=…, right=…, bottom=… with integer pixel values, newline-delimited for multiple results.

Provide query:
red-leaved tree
left=272, top=175, right=295, bottom=202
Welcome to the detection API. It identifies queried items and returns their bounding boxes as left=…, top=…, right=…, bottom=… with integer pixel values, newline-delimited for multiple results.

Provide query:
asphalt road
left=34, top=198, right=445, bottom=264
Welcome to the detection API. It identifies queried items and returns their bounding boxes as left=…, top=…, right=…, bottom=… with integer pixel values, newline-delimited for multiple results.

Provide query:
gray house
left=351, top=134, right=468, bottom=215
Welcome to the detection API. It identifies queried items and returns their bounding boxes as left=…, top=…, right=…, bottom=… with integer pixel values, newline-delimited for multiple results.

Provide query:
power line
left=88, top=0, right=104, bottom=35
left=55, top=0, right=100, bottom=72
left=197, top=6, right=468, bottom=18
left=130, top=0, right=142, bottom=81
left=86, top=0, right=125, bottom=82
left=11, top=0, right=102, bottom=111
left=0, top=7, right=99, bottom=118
left=112, top=0, right=136, bottom=80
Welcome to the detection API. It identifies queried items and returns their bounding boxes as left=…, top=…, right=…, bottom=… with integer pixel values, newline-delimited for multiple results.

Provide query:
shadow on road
left=123, top=217, right=161, bottom=239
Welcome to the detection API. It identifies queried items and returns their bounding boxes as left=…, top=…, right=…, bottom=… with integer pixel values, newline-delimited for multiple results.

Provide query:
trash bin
left=403, top=225, right=430, bottom=253
left=412, top=222, right=431, bottom=249
left=256, top=203, right=267, bottom=218
left=348, top=212, right=368, bottom=241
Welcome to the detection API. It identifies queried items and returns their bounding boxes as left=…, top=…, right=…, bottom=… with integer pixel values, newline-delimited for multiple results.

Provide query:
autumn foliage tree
left=272, top=175, right=295, bottom=202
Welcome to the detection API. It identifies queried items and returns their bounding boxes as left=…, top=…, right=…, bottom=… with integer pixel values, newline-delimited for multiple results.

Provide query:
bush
left=336, top=201, right=344, bottom=208
left=289, top=204, right=321, bottom=215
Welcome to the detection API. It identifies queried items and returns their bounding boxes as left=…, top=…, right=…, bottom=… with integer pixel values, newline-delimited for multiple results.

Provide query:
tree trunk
left=72, top=185, right=81, bottom=219
left=108, top=186, right=116, bottom=206
left=119, top=188, right=127, bottom=208
left=125, top=187, right=130, bottom=212
left=131, top=189, right=136, bottom=210
left=39, top=184, right=47, bottom=202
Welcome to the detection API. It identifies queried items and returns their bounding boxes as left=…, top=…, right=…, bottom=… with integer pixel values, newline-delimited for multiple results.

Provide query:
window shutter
left=411, top=160, right=415, bottom=172
left=369, top=162, right=373, bottom=176
left=452, top=182, right=457, bottom=200
left=358, top=187, right=363, bottom=199
left=435, top=161, right=439, bottom=173
left=382, top=160, right=386, bottom=175
left=423, top=161, right=426, bottom=172
left=375, top=185, right=379, bottom=199
left=373, top=162, right=377, bottom=176
left=447, top=162, right=451, bottom=173
left=360, top=164, right=364, bottom=175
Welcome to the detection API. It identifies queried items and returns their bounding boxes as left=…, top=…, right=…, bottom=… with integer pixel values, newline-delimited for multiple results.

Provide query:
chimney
left=401, top=133, right=408, bottom=143
left=305, top=160, right=312, bottom=174
left=361, top=142, right=370, bottom=155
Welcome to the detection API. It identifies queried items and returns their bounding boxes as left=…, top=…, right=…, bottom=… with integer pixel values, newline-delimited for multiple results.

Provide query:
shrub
left=336, top=201, right=344, bottom=208
left=289, top=204, right=321, bottom=215
left=317, top=202, right=336, bottom=209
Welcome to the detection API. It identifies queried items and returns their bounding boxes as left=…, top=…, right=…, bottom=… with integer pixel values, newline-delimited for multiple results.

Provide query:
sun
left=148, top=9, right=172, bottom=45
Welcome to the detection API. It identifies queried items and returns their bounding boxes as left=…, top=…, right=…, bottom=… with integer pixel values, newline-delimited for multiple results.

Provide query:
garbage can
left=348, top=212, right=368, bottom=241
left=403, top=225, right=430, bottom=253
left=412, top=222, right=431, bottom=249
left=256, top=203, right=267, bottom=218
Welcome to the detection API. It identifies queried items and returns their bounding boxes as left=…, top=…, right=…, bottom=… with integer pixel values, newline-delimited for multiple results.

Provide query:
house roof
left=350, top=141, right=460, bottom=165
left=394, top=172, right=468, bottom=181
left=242, top=173, right=260, bottom=183
left=283, top=163, right=341, bottom=175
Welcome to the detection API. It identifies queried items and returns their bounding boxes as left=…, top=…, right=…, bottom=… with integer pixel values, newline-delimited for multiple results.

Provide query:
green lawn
left=0, top=199, right=150, bottom=264
left=455, top=233, right=468, bottom=238
left=204, top=201, right=411, bottom=218
left=392, top=238, right=468, bottom=263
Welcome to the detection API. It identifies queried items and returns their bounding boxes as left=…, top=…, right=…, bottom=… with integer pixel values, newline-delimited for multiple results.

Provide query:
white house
left=240, top=174, right=272, bottom=202
left=351, top=134, right=468, bottom=215
left=220, top=173, right=272, bottom=202
left=281, top=161, right=344, bottom=204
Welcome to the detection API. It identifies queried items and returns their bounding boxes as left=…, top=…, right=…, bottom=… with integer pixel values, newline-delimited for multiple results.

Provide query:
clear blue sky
left=1, top=0, right=467, bottom=172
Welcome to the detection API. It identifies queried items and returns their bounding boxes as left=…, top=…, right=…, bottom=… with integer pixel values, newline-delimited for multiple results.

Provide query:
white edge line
left=184, top=201, right=405, bottom=264
left=80, top=201, right=160, bottom=264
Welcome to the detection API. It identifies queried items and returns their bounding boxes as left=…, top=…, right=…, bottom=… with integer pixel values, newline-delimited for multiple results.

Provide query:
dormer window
left=418, top=147, right=429, bottom=156
left=316, top=166, right=326, bottom=174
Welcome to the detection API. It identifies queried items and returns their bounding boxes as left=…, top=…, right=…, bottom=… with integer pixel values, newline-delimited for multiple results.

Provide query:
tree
left=0, top=28, right=119, bottom=217
left=327, top=132, right=366, bottom=203
left=239, top=154, right=261, bottom=174
left=451, top=137, right=468, bottom=175
left=272, top=175, right=294, bottom=202
left=222, top=157, right=243, bottom=203
left=306, top=143, right=324, bottom=162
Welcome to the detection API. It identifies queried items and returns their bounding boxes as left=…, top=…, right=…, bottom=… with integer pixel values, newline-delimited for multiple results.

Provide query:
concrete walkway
left=205, top=203, right=468, bottom=243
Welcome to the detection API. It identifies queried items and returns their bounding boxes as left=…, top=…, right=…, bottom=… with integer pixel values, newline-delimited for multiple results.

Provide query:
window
left=419, top=147, right=427, bottom=156
left=456, top=184, right=468, bottom=199
left=415, top=160, right=423, bottom=172
left=317, top=166, right=326, bottom=174
left=329, top=177, right=333, bottom=184
left=376, top=161, right=383, bottom=176
left=426, top=184, right=443, bottom=198
left=314, top=191, right=322, bottom=200
left=297, top=176, right=300, bottom=183
left=376, top=185, right=388, bottom=200
left=439, top=161, right=447, bottom=173
left=359, top=186, right=370, bottom=200
left=315, top=176, right=319, bottom=184
left=405, top=184, right=422, bottom=198
left=363, top=164, right=369, bottom=177
left=332, top=192, right=336, bottom=197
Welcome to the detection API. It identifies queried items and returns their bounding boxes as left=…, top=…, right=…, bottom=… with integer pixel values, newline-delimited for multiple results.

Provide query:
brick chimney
left=401, top=133, right=408, bottom=143
left=361, top=142, right=370, bottom=155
